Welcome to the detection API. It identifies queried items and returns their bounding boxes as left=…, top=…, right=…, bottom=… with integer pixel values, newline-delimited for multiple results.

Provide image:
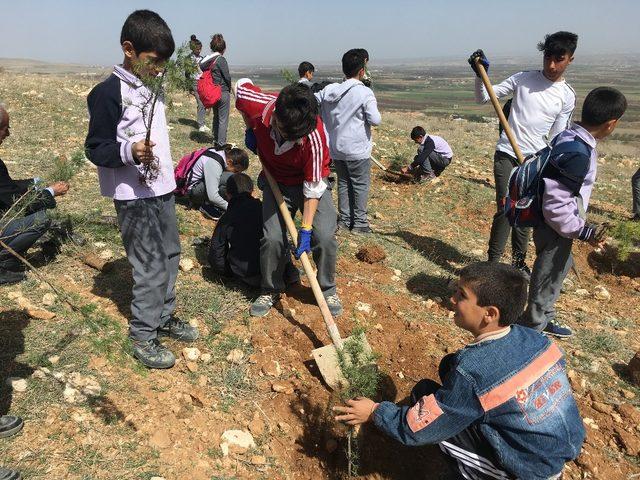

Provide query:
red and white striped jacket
left=235, top=79, right=330, bottom=187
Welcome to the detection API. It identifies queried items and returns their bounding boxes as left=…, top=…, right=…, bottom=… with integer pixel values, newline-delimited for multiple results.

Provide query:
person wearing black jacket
left=208, top=173, right=298, bottom=287
left=0, top=105, right=69, bottom=284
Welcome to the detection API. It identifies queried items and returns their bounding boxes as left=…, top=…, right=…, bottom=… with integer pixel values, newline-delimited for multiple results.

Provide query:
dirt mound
left=356, top=244, right=386, bottom=264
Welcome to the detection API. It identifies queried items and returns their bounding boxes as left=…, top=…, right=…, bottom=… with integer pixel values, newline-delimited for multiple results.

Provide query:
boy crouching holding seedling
left=335, top=262, right=585, bottom=479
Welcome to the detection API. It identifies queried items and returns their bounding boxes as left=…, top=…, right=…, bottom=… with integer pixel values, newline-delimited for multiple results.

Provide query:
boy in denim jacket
left=335, top=262, right=585, bottom=479
left=85, top=10, right=198, bottom=369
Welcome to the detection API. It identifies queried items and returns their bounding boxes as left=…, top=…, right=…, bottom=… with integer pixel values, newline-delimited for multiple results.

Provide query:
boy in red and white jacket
left=235, top=78, right=342, bottom=317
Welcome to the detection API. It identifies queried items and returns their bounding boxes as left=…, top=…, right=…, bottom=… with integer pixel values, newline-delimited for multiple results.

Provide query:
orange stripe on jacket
left=407, top=394, right=444, bottom=433
left=478, top=343, right=563, bottom=412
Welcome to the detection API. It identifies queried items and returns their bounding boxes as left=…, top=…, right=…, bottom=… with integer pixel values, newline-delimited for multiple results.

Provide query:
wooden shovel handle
left=262, top=167, right=344, bottom=350
left=474, top=59, right=524, bottom=165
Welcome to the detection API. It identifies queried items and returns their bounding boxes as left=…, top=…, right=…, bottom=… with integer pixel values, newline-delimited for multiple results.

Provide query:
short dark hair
left=226, top=147, right=250, bottom=171
left=581, top=87, right=627, bottom=127
left=458, top=262, right=528, bottom=327
left=342, top=49, right=366, bottom=78
left=210, top=33, right=226, bottom=53
left=298, top=61, right=315, bottom=77
left=227, top=173, right=254, bottom=197
left=537, top=31, right=578, bottom=57
left=356, top=48, right=369, bottom=62
left=410, top=126, right=426, bottom=140
left=273, top=84, right=318, bottom=140
left=120, top=10, right=175, bottom=60
left=190, top=34, right=202, bottom=50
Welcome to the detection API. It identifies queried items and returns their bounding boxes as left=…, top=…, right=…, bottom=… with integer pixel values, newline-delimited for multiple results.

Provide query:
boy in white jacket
left=315, top=49, right=381, bottom=234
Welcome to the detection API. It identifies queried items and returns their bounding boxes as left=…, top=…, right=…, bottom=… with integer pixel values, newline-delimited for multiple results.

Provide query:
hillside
left=0, top=70, right=639, bottom=479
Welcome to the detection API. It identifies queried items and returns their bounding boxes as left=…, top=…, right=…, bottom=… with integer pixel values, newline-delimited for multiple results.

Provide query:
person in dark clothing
left=208, top=173, right=300, bottom=287
left=200, top=33, right=231, bottom=149
left=0, top=104, right=70, bottom=285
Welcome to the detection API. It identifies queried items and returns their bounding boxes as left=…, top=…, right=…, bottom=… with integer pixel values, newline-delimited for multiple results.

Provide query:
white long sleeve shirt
left=475, top=70, right=576, bottom=157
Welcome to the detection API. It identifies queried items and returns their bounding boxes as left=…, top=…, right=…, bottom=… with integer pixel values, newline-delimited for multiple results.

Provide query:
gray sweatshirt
left=315, top=79, right=381, bottom=161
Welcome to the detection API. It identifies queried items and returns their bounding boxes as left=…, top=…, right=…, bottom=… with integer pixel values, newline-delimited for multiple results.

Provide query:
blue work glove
left=294, top=228, right=313, bottom=259
left=468, top=49, right=490, bottom=77
left=244, top=127, right=257, bottom=154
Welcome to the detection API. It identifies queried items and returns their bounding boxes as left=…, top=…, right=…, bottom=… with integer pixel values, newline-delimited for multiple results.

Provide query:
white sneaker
left=198, top=125, right=211, bottom=133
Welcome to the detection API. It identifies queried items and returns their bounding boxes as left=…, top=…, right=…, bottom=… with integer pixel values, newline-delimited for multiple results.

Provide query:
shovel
left=475, top=58, right=582, bottom=279
left=371, top=155, right=412, bottom=179
left=261, top=167, right=372, bottom=390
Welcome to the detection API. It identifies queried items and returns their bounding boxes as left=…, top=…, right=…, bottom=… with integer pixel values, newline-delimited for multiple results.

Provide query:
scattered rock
left=356, top=244, right=386, bottom=264
left=397, top=372, right=405, bottom=380
left=284, top=308, right=297, bottom=320
left=250, top=455, right=267, bottom=465
left=278, top=421, right=291, bottom=434
left=248, top=411, right=265, bottom=436
left=226, top=349, right=244, bottom=364
left=373, top=212, right=384, bottom=220
left=618, top=403, right=640, bottom=424
left=393, top=269, right=401, bottom=276
left=48, top=355, right=60, bottom=365
left=31, top=370, right=46, bottom=380
left=200, top=353, right=212, bottom=364
left=620, top=388, right=636, bottom=400
left=185, top=361, right=198, bottom=373
left=471, top=248, right=484, bottom=257
left=150, top=477, right=166, bottom=480
left=374, top=323, right=383, bottom=332
left=99, top=249, right=114, bottom=260
left=179, top=258, right=195, bottom=272
left=583, top=418, right=599, bottom=430
left=574, top=288, right=589, bottom=297
left=63, top=386, right=86, bottom=404
left=220, top=430, right=256, bottom=451
left=594, top=285, right=611, bottom=301
left=6, top=377, right=27, bottom=393
left=355, top=302, right=372, bottom=314
left=67, top=373, right=102, bottom=397
left=615, top=427, right=640, bottom=456
left=628, top=351, right=640, bottom=386
left=220, top=442, right=230, bottom=457
left=182, top=347, right=201, bottom=362
left=592, top=402, right=613, bottom=415
left=425, top=299, right=436, bottom=309
left=271, top=381, right=295, bottom=395
left=25, top=308, right=56, bottom=320
left=42, top=293, right=57, bottom=306
left=82, top=253, right=113, bottom=272
left=261, top=360, right=282, bottom=377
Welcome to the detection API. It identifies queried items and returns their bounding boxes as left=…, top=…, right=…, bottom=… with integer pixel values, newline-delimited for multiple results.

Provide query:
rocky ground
left=0, top=71, right=639, bottom=479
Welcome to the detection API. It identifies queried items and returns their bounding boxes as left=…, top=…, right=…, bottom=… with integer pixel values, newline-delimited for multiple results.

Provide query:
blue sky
left=0, top=0, right=638, bottom=66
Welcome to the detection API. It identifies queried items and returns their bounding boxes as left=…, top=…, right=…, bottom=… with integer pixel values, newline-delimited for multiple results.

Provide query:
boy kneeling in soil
left=335, top=262, right=585, bottom=479
left=519, top=87, right=627, bottom=338
left=208, top=173, right=263, bottom=287
left=402, top=125, right=453, bottom=183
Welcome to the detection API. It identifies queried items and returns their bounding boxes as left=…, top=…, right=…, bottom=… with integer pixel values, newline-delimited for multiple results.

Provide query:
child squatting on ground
left=519, top=87, right=627, bottom=338
left=208, top=173, right=263, bottom=286
left=85, top=10, right=198, bottom=369
left=403, top=125, right=453, bottom=183
left=335, top=262, right=585, bottom=480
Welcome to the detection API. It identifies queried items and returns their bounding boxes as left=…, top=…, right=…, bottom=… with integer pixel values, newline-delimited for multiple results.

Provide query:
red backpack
left=174, top=147, right=215, bottom=196
left=197, top=56, right=222, bottom=108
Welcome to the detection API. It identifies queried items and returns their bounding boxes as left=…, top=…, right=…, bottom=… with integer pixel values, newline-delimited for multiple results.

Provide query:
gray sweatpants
left=333, top=158, right=371, bottom=229
left=632, top=167, right=640, bottom=216
left=261, top=180, right=337, bottom=295
left=213, top=91, right=230, bottom=146
left=520, top=223, right=573, bottom=331
left=488, top=150, right=531, bottom=262
left=115, top=193, right=181, bottom=341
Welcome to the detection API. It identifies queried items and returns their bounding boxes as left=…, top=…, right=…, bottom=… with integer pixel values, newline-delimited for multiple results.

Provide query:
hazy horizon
left=1, top=0, right=639, bottom=68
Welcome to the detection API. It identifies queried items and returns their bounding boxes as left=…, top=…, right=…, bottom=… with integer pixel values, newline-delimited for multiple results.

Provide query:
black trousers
left=0, top=209, right=50, bottom=269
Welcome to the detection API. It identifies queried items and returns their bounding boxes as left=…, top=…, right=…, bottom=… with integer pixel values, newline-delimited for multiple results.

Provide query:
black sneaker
left=0, top=269, right=26, bottom=286
left=512, top=257, right=531, bottom=281
left=336, top=221, right=350, bottom=234
left=0, top=416, right=24, bottom=438
left=132, top=339, right=176, bottom=369
left=158, top=316, right=199, bottom=342
left=325, top=294, right=343, bottom=317
left=0, top=468, right=21, bottom=480
left=543, top=320, right=573, bottom=338
left=199, top=204, right=224, bottom=221
left=250, top=294, right=279, bottom=317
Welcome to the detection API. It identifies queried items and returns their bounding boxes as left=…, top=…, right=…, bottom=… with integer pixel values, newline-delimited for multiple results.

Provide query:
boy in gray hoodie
left=315, top=49, right=381, bottom=234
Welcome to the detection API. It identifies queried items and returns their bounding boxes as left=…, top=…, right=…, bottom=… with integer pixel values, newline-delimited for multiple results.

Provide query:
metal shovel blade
left=312, top=335, right=374, bottom=391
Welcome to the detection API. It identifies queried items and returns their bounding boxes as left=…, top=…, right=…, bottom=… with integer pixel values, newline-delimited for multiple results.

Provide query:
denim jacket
left=373, top=326, right=585, bottom=479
